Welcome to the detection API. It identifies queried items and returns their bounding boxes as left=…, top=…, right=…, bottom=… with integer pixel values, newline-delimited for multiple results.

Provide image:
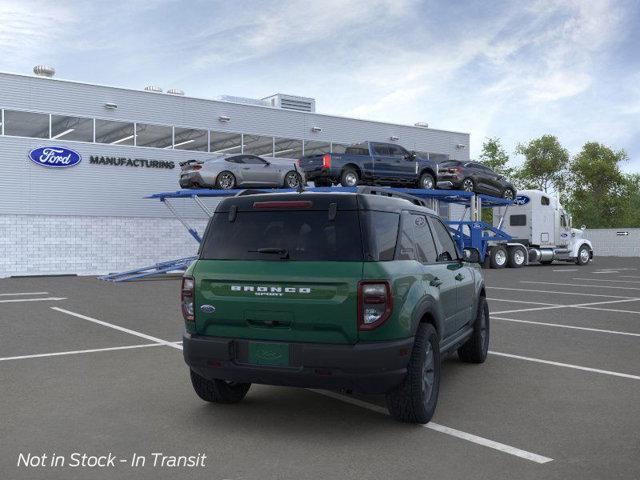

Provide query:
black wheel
left=340, top=168, right=359, bottom=187
left=313, top=179, right=332, bottom=187
left=458, top=297, right=489, bottom=363
left=386, top=323, right=440, bottom=424
left=418, top=172, right=435, bottom=190
left=489, top=245, right=507, bottom=269
left=507, top=246, right=526, bottom=268
left=576, top=245, right=591, bottom=265
left=461, top=178, right=475, bottom=192
left=215, top=171, right=236, bottom=190
left=502, top=188, right=515, bottom=200
left=283, top=171, right=302, bottom=189
left=190, top=370, right=251, bottom=404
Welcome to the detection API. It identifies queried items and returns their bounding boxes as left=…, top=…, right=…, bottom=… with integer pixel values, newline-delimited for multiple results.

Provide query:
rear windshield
left=200, top=210, right=364, bottom=261
left=439, top=160, right=461, bottom=167
left=345, top=143, right=370, bottom=156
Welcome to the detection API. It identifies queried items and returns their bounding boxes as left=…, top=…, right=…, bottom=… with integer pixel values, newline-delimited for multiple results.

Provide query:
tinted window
left=510, top=214, right=527, bottom=226
left=541, top=196, right=550, bottom=206
left=439, top=160, right=461, bottom=168
left=226, top=156, right=244, bottom=164
left=397, top=214, right=417, bottom=261
left=429, top=218, right=458, bottom=262
left=372, top=144, right=390, bottom=156
left=4, top=110, right=50, bottom=138
left=387, top=145, right=406, bottom=157
left=412, top=214, right=438, bottom=263
left=201, top=210, right=362, bottom=261
left=242, top=155, right=267, bottom=165
left=362, top=211, right=399, bottom=261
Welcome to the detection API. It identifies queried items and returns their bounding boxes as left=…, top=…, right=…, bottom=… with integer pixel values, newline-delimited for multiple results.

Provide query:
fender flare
left=410, top=295, right=444, bottom=338
left=571, top=239, right=593, bottom=258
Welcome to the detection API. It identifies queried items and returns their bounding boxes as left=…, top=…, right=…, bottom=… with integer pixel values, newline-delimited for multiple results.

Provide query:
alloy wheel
left=285, top=172, right=300, bottom=188
left=462, top=179, right=474, bottom=192
left=421, top=343, right=435, bottom=404
left=218, top=173, right=235, bottom=189
left=344, top=172, right=358, bottom=186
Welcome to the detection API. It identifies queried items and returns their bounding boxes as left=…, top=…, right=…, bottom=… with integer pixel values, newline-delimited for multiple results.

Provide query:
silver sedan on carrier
left=179, top=154, right=304, bottom=190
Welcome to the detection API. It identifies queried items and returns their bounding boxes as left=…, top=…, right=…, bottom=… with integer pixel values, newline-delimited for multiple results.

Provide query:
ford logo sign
left=514, top=195, right=530, bottom=206
left=28, top=146, right=82, bottom=168
left=200, top=304, right=216, bottom=314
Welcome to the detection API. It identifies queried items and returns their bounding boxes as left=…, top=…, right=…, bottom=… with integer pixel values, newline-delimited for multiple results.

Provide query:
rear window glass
left=345, top=145, right=369, bottom=155
left=439, top=160, right=461, bottom=167
left=361, top=211, right=400, bottom=261
left=200, top=210, right=363, bottom=261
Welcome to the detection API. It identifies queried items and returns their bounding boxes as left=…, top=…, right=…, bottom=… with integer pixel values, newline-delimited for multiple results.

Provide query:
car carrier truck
left=488, top=189, right=593, bottom=268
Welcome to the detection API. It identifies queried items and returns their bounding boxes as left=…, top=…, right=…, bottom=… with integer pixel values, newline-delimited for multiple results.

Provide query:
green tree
left=515, top=135, right=569, bottom=193
left=566, top=142, right=628, bottom=228
left=479, top=137, right=514, bottom=177
left=619, top=174, right=640, bottom=227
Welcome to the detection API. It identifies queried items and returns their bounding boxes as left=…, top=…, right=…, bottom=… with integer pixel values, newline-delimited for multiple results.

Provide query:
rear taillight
left=358, top=281, right=393, bottom=330
left=181, top=276, right=195, bottom=322
left=296, top=159, right=301, bottom=167
left=322, top=153, right=331, bottom=169
left=192, top=164, right=202, bottom=171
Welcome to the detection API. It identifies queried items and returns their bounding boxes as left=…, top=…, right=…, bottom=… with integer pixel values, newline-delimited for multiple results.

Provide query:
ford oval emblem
left=28, top=146, right=82, bottom=168
left=200, top=304, right=216, bottom=314
left=514, top=195, right=530, bottom=206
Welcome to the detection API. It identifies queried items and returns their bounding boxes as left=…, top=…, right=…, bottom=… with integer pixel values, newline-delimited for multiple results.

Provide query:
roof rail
left=356, top=186, right=428, bottom=207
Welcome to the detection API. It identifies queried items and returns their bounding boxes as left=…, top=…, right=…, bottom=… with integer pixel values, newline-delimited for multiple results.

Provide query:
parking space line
left=488, top=287, right=638, bottom=299
left=487, top=298, right=559, bottom=306
left=0, top=343, right=163, bottom=362
left=492, top=316, right=640, bottom=337
left=552, top=269, right=578, bottom=272
left=520, top=281, right=640, bottom=291
left=51, top=307, right=182, bottom=350
left=572, top=278, right=640, bottom=284
left=574, top=305, right=640, bottom=315
left=492, top=305, right=566, bottom=315
left=492, top=298, right=640, bottom=315
left=0, top=292, right=49, bottom=296
left=489, top=351, right=640, bottom=381
left=310, top=389, right=553, bottom=464
left=0, top=297, right=66, bottom=303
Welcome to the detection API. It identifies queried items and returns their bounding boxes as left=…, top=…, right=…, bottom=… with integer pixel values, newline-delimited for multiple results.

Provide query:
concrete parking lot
left=1, top=257, right=639, bottom=480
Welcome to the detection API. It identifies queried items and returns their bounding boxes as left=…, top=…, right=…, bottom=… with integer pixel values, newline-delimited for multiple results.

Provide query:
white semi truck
left=487, top=189, right=593, bottom=268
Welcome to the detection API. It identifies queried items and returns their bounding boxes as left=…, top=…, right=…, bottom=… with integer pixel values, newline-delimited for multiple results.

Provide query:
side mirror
left=463, top=248, right=480, bottom=263
left=264, top=161, right=271, bottom=166
left=581, top=224, right=586, bottom=230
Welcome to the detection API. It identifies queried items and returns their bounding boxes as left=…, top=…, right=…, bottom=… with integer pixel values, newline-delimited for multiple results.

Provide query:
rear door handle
left=242, top=167, right=250, bottom=170
left=429, top=278, right=443, bottom=287
left=455, top=273, right=464, bottom=281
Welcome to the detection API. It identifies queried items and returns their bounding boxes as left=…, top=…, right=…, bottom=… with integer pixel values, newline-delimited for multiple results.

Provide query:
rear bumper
left=183, top=333, right=413, bottom=394
left=179, top=172, right=206, bottom=188
left=436, top=177, right=463, bottom=190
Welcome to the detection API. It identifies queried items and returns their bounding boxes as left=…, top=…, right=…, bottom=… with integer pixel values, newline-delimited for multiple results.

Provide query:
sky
left=1, top=0, right=639, bottom=171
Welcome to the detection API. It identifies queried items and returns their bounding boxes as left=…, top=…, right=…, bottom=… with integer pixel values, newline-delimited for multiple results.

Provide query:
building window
left=173, top=127, right=208, bottom=151
left=331, top=143, right=349, bottom=154
left=303, top=140, right=330, bottom=156
left=135, top=123, right=173, bottom=148
left=50, top=114, right=94, bottom=142
left=243, top=135, right=274, bottom=156
left=273, top=137, right=303, bottom=158
left=3, top=110, right=50, bottom=139
left=210, top=131, right=242, bottom=154
left=95, top=119, right=135, bottom=145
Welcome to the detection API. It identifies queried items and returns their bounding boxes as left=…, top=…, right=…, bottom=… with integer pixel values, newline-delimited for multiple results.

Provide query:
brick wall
left=0, top=215, right=207, bottom=277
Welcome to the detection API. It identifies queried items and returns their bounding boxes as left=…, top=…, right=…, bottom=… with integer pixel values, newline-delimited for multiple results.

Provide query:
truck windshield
left=200, top=210, right=364, bottom=261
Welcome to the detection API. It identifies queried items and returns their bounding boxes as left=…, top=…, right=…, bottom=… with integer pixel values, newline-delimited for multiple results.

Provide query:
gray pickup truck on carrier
left=297, top=142, right=439, bottom=190
left=182, top=187, right=488, bottom=423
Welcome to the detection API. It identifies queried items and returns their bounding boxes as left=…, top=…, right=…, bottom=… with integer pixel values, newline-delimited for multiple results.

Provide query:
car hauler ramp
left=100, top=187, right=513, bottom=282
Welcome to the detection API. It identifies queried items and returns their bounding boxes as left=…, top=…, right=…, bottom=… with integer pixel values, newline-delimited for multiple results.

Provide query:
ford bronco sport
left=182, top=188, right=488, bottom=423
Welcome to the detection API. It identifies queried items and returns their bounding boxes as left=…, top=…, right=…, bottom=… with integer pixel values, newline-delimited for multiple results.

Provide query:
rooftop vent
left=144, top=85, right=163, bottom=93
left=33, top=65, right=55, bottom=78
left=414, top=122, right=429, bottom=128
left=167, top=88, right=185, bottom=96
left=262, top=93, right=316, bottom=113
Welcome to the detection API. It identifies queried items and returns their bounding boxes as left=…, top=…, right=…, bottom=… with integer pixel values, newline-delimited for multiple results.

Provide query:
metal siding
left=0, top=72, right=470, bottom=218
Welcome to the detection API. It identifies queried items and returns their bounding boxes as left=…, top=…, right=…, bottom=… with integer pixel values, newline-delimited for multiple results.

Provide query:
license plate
left=248, top=342, right=289, bottom=367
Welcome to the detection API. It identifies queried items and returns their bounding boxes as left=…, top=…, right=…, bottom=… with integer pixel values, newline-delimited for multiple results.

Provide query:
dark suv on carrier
left=181, top=188, right=489, bottom=423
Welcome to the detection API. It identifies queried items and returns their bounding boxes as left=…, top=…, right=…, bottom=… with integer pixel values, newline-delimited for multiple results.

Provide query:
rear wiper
left=248, top=247, right=290, bottom=259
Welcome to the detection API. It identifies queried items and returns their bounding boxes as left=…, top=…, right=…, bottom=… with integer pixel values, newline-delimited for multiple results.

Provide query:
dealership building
left=0, top=68, right=470, bottom=277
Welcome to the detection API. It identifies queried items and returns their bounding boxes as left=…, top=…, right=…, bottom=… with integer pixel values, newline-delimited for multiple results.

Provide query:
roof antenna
left=293, top=161, right=305, bottom=193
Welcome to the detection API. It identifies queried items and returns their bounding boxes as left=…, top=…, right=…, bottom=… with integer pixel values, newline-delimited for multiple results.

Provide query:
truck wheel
left=340, top=168, right=359, bottom=187
left=489, top=245, right=507, bottom=269
left=386, top=323, right=440, bottom=424
left=507, top=246, right=526, bottom=268
left=576, top=245, right=591, bottom=265
left=190, top=369, right=251, bottom=404
left=418, top=172, right=435, bottom=189
left=458, top=296, right=489, bottom=363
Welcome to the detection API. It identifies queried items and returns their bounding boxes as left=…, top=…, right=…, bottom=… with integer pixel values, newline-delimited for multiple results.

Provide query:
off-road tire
left=507, top=246, right=526, bottom=268
left=340, top=168, right=359, bottom=187
left=576, top=245, right=591, bottom=265
left=190, top=369, right=251, bottom=404
left=489, top=245, right=508, bottom=269
left=419, top=172, right=435, bottom=190
left=215, top=171, right=236, bottom=190
left=386, top=323, right=440, bottom=424
left=458, top=297, right=490, bottom=363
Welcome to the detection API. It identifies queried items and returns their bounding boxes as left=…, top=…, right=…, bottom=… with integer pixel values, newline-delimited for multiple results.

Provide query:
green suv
left=182, top=188, right=489, bottom=423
